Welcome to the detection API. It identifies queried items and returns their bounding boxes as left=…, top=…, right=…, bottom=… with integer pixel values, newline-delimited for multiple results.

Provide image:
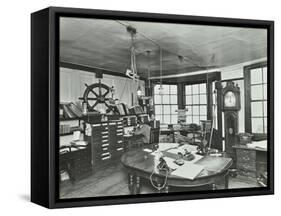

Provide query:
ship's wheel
left=79, top=80, right=115, bottom=113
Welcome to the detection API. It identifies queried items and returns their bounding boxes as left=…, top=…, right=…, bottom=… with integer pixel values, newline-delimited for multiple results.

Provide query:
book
left=172, top=163, right=204, bottom=180
left=67, top=102, right=83, bottom=117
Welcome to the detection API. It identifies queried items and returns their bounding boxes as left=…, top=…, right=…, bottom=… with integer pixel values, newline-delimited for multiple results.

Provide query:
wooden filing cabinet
left=233, top=145, right=267, bottom=179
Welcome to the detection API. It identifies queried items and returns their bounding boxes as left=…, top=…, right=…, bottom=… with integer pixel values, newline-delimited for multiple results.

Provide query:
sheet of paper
left=163, top=157, right=179, bottom=170
left=172, top=163, right=204, bottom=180
left=73, top=131, right=81, bottom=141
left=247, top=140, right=267, bottom=150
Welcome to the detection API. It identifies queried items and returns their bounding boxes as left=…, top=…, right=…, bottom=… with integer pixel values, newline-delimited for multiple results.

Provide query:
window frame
left=244, top=62, right=267, bottom=133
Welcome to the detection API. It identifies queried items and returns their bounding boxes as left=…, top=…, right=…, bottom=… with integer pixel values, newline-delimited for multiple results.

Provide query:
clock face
left=224, top=91, right=236, bottom=107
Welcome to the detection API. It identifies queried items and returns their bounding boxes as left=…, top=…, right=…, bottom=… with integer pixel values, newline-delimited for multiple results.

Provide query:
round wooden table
left=121, top=146, right=233, bottom=194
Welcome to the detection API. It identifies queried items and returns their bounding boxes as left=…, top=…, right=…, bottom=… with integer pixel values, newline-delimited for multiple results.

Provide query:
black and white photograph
left=58, top=16, right=270, bottom=199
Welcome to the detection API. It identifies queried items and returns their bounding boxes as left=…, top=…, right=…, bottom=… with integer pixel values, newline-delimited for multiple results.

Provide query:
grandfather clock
left=217, top=81, right=241, bottom=158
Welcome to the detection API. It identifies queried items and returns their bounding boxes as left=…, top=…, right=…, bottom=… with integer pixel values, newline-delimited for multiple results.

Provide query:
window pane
left=251, top=85, right=263, bottom=100
left=162, top=85, right=170, bottom=94
left=154, top=95, right=161, bottom=104
left=199, top=83, right=206, bottom=94
left=200, top=94, right=207, bottom=104
left=200, top=115, right=207, bottom=121
left=154, top=84, right=160, bottom=94
left=200, top=105, right=207, bottom=115
left=263, top=67, right=267, bottom=83
left=193, top=106, right=199, bottom=115
left=251, top=68, right=263, bottom=84
left=163, top=105, right=170, bottom=114
left=185, top=85, right=192, bottom=95
left=186, top=115, right=192, bottom=123
left=155, top=115, right=162, bottom=121
left=163, top=115, right=170, bottom=124
left=193, top=95, right=199, bottom=104
left=170, top=95, right=178, bottom=104
left=170, top=85, right=177, bottom=94
left=252, top=118, right=264, bottom=133
left=171, top=115, right=177, bottom=124
left=192, top=84, right=199, bottom=94
left=162, top=95, right=170, bottom=104
left=155, top=105, right=162, bottom=115
left=193, top=116, right=199, bottom=124
left=171, top=105, right=178, bottom=114
left=186, top=106, right=192, bottom=115
left=186, top=95, right=192, bottom=104
left=263, top=102, right=267, bottom=117
left=251, top=101, right=263, bottom=117
left=263, top=84, right=267, bottom=100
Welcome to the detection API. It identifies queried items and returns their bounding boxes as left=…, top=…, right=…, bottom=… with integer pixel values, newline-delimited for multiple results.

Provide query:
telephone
left=157, top=157, right=171, bottom=172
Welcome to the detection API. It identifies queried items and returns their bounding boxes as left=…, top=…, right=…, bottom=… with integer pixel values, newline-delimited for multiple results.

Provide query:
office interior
left=59, top=17, right=268, bottom=198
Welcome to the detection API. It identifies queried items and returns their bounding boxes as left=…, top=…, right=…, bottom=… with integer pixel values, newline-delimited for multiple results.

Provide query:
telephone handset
left=157, top=157, right=171, bottom=172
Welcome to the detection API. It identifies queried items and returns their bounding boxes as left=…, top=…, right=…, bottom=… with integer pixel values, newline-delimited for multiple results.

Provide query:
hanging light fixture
left=125, top=25, right=139, bottom=81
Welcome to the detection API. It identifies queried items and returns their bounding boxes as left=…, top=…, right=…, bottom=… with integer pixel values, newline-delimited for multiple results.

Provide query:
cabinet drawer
left=237, top=161, right=256, bottom=172
left=236, top=149, right=256, bottom=162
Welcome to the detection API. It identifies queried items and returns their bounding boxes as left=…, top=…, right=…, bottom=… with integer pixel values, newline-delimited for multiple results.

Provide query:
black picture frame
left=31, top=6, right=274, bottom=208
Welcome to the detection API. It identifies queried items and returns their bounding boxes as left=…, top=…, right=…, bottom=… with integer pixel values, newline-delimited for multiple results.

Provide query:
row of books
left=60, top=102, right=83, bottom=119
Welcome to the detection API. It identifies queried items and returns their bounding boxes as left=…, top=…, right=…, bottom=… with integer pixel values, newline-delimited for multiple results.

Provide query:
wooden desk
left=233, top=145, right=267, bottom=179
left=121, top=146, right=232, bottom=194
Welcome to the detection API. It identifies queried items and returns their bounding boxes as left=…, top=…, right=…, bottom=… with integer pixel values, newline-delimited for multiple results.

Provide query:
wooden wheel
left=79, top=80, right=113, bottom=113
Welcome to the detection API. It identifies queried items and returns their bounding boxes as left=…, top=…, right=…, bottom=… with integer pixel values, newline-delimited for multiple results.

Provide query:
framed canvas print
left=31, top=6, right=274, bottom=208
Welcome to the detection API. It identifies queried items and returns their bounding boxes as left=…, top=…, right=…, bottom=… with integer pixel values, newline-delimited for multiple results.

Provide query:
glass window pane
left=154, top=95, right=161, bottom=104
left=155, top=115, right=162, bottom=121
left=186, top=95, right=192, bottom=105
left=155, top=105, right=162, bottom=115
left=170, top=95, right=177, bottom=104
left=163, top=115, right=170, bottom=124
left=193, top=106, right=199, bottom=115
left=154, top=84, right=160, bottom=94
left=200, top=115, right=207, bottom=121
left=263, top=102, right=267, bottom=117
left=186, top=106, right=192, bottom=115
left=252, top=118, right=264, bottom=133
left=263, top=84, right=267, bottom=100
left=171, top=105, right=178, bottom=114
left=192, top=84, right=199, bottom=94
left=263, top=67, right=267, bottom=83
left=200, top=94, right=207, bottom=104
left=200, top=105, right=207, bottom=115
left=171, top=115, right=177, bottom=124
left=185, top=85, right=192, bottom=95
left=193, top=95, right=199, bottom=104
left=170, top=85, right=177, bottom=94
left=193, top=116, right=199, bottom=124
left=186, top=115, right=192, bottom=123
left=251, top=68, right=263, bottom=84
left=162, top=85, right=170, bottom=94
left=251, top=101, right=263, bottom=117
left=162, top=95, right=170, bottom=104
left=251, top=85, right=263, bottom=100
left=199, top=83, right=206, bottom=94
left=163, top=105, right=170, bottom=114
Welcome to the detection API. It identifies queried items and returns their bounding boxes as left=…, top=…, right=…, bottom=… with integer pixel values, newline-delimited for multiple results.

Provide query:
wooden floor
left=60, top=160, right=260, bottom=199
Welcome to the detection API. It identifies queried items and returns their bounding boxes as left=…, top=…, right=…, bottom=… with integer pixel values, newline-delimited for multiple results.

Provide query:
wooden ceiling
left=60, top=17, right=267, bottom=78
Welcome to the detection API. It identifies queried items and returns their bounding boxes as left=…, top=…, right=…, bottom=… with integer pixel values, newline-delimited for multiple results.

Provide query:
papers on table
left=172, top=163, right=204, bottom=180
left=246, top=140, right=267, bottom=150
left=158, top=143, right=179, bottom=151
left=143, top=148, right=153, bottom=153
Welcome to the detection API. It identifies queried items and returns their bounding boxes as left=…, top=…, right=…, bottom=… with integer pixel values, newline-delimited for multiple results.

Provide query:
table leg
left=225, top=171, right=230, bottom=189
left=212, top=183, right=217, bottom=190
left=135, top=176, right=141, bottom=194
left=128, top=173, right=135, bottom=194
